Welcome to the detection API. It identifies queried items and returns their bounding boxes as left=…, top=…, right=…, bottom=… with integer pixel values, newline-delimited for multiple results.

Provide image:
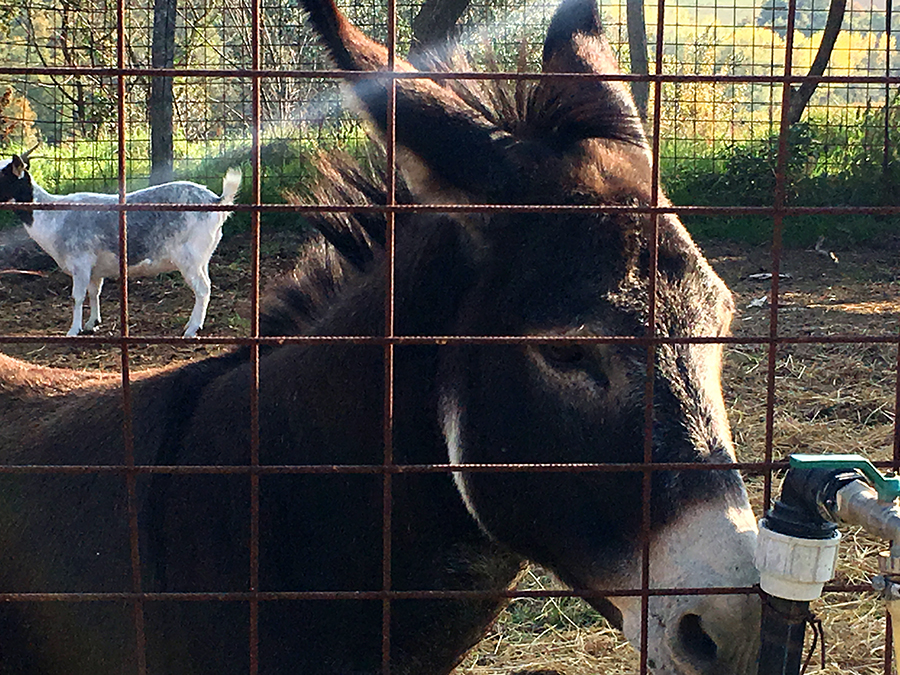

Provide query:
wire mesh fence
left=0, top=0, right=898, bottom=673
left=1, top=0, right=897, bottom=187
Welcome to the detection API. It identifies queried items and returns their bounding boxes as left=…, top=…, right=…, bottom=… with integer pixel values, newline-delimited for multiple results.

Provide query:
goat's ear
left=299, top=0, right=520, bottom=203
left=10, top=155, right=26, bottom=178
left=532, top=0, right=648, bottom=149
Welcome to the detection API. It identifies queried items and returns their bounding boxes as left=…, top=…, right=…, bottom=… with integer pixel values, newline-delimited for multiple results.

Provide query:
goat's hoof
left=65, top=329, right=81, bottom=337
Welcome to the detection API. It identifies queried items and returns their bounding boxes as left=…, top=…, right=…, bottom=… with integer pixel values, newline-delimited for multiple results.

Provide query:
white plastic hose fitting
left=755, top=518, right=841, bottom=601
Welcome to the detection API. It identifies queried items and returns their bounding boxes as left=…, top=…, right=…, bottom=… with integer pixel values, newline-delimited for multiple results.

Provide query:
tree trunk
left=149, top=0, right=177, bottom=185
left=410, top=0, right=472, bottom=54
left=626, top=0, right=649, bottom=120
left=786, top=0, right=846, bottom=125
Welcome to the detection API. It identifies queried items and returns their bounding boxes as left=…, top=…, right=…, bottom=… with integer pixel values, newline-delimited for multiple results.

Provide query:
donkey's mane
left=260, top=151, right=396, bottom=337
left=410, top=38, right=647, bottom=148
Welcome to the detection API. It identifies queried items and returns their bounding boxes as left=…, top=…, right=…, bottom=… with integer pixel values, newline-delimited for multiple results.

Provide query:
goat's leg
left=83, top=276, right=104, bottom=332
left=67, top=268, right=90, bottom=336
left=182, top=265, right=211, bottom=338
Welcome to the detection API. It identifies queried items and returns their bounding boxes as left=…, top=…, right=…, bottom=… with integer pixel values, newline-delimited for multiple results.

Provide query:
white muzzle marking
left=607, top=496, right=760, bottom=674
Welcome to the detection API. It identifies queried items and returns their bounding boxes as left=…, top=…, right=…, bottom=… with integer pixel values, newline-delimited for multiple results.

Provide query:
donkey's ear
left=299, top=0, right=520, bottom=202
left=531, top=0, right=647, bottom=149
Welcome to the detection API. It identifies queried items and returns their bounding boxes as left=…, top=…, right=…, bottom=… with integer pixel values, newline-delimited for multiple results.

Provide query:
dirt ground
left=1, top=226, right=899, bottom=674
left=2, top=229, right=896, bottom=368
left=0, top=226, right=308, bottom=368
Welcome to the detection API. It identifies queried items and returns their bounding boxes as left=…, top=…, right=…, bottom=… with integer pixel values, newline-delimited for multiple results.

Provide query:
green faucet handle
left=790, top=454, right=900, bottom=502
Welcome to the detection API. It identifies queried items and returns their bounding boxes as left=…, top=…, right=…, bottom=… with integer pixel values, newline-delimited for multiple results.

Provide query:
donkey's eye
left=537, top=343, right=612, bottom=389
left=540, top=343, right=587, bottom=367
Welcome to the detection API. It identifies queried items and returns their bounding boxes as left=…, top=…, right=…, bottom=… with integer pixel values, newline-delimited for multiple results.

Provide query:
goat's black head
left=0, top=152, right=36, bottom=224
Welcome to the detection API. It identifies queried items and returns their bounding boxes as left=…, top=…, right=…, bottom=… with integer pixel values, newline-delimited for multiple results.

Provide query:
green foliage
left=3, top=108, right=897, bottom=249
left=663, top=96, right=900, bottom=246
left=0, top=132, right=328, bottom=235
left=665, top=123, right=815, bottom=208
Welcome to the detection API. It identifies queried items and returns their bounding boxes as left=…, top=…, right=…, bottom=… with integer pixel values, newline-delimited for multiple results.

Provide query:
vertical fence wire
left=0, top=0, right=898, bottom=673
left=761, top=0, right=796, bottom=514
left=638, top=1, right=670, bottom=671
left=117, top=0, right=147, bottom=667
left=382, top=0, right=399, bottom=672
left=892, top=0, right=900, bottom=663
left=248, top=0, right=262, bottom=667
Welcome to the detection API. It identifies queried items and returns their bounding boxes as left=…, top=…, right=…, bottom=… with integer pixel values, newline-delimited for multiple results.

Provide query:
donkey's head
left=300, top=0, right=759, bottom=672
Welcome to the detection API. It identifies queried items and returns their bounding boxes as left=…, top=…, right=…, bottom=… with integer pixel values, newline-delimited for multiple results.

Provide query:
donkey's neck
left=254, top=216, right=475, bottom=467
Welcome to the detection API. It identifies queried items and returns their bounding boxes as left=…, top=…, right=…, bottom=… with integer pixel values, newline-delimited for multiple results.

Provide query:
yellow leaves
left=0, top=87, right=38, bottom=147
left=643, top=18, right=893, bottom=143
left=27, top=8, right=53, bottom=42
left=650, top=18, right=893, bottom=78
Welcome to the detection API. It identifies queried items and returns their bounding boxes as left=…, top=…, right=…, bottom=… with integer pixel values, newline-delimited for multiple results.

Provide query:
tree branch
left=149, top=0, right=177, bottom=183
left=626, top=0, right=649, bottom=120
left=786, top=0, right=846, bottom=125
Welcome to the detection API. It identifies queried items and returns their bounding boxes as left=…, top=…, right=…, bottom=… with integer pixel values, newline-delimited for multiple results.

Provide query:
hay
left=457, top=568, right=639, bottom=675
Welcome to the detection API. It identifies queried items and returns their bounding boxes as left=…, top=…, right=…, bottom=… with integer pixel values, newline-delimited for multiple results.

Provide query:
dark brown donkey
left=0, top=0, right=759, bottom=672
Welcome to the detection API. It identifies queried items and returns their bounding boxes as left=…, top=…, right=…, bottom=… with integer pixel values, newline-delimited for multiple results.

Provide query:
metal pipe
left=756, top=468, right=845, bottom=675
left=760, top=457, right=900, bottom=675
left=832, top=480, right=900, bottom=557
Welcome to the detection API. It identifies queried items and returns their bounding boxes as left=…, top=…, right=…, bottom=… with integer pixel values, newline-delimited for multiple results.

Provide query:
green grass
left=3, top=112, right=896, bottom=247
left=501, top=568, right=604, bottom=634
left=661, top=113, right=900, bottom=246
left=678, top=214, right=897, bottom=248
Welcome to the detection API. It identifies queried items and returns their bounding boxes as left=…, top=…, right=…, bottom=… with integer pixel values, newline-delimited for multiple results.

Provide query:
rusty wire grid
left=0, top=0, right=898, bottom=673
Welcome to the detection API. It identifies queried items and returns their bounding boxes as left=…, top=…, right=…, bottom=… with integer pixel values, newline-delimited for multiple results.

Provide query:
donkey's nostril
left=678, top=613, right=718, bottom=662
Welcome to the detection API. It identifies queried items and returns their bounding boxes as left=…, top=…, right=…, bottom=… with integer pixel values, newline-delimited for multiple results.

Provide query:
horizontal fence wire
left=0, top=0, right=897, bottom=672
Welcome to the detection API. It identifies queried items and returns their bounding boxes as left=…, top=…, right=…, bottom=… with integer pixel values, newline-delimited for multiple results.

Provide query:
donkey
left=0, top=149, right=241, bottom=337
left=0, top=0, right=760, bottom=672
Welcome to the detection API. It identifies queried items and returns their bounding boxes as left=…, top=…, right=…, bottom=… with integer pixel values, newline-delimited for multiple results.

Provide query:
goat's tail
left=219, top=167, right=242, bottom=205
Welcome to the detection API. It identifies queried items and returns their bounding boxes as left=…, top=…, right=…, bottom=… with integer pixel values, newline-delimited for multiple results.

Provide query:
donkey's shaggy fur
left=0, top=1, right=760, bottom=673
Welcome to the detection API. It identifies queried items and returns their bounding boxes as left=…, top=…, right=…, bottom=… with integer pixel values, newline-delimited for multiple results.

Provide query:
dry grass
left=456, top=568, right=639, bottom=675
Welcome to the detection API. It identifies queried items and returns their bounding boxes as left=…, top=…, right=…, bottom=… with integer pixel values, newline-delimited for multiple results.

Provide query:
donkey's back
left=0, top=347, right=253, bottom=673
left=0, top=352, right=122, bottom=459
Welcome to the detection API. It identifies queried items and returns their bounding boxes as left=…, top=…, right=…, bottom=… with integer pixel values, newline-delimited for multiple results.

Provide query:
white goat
left=0, top=149, right=241, bottom=337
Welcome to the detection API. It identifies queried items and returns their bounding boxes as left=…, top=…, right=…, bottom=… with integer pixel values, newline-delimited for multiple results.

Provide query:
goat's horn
left=21, top=142, right=40, bottom=161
